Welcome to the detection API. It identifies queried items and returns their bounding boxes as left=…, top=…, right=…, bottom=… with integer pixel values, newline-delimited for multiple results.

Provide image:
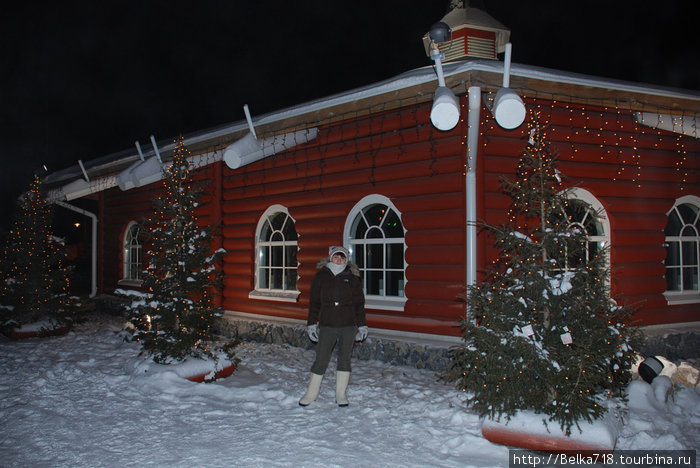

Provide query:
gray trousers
left=310, top=326, right=356, bottom=374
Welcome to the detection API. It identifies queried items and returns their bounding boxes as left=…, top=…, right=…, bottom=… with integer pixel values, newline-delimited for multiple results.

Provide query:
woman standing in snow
left=299, top=245, right=368, bottom=407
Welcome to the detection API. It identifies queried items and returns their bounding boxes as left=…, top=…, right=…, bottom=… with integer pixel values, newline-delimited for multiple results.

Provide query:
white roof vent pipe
left=135, top=140, right=145, bottom=161
left=78, top=159, right=90, bottom=182
left=150, top=135, right=162, bottom=163
left=243, top=104, right=257, bottom=139
left=116, top=135, right=166, bottom=190
left=427, top=22, right=461, bottom=132
left=490, top=43, right=526, bottom=130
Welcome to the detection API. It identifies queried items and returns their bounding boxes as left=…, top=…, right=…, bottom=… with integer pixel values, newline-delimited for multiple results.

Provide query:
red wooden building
left=44, top=5, right=700, bottom=339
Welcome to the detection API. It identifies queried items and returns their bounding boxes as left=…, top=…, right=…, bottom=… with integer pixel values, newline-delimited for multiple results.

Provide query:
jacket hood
left=316, top=258, right=361, bottom=277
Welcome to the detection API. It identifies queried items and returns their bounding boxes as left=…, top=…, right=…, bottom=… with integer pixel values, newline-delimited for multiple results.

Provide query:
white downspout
left=466, top=86, right=481, bottom=319
left=54, top=200, right=98, bottom=298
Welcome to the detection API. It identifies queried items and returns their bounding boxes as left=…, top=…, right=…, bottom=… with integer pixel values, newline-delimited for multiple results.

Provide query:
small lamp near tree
left=638, top=356, right=664, bottom=384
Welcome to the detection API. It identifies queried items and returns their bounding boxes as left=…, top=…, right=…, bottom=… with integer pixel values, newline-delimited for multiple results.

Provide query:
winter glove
left=307, top=324, right=319, bottom=343
left=355, top=326, right=368, bottom=342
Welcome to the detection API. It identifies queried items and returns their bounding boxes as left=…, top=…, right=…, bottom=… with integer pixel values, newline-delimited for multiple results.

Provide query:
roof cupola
left=422, top=0, right=510, bottom=61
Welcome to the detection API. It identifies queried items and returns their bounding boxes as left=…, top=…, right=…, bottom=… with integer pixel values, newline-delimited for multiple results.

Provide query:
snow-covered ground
left=0, top=314, right=698, bottom=468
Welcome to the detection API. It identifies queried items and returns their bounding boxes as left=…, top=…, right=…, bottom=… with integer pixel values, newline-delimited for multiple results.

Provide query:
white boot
left=299, top=373, right=323, bottom=406
left=336, top=371, right=350, bottom=407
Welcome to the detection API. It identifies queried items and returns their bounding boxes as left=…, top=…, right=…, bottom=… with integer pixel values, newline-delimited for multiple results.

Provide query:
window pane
left=386, top=243, right=404, bottom=269
left=259, top=246, right=270, bottom=267
left=259, top=221, right=272, bottom=241
left=367, top=226, right=384, bottom=239
left=285, top=245, right=297, bottom=268
left=677, top=203, right=699, bottom=225
left=368, top=244, right=383, bottom=268
left=588, top=241, right=600, bottom=259
left=271, top=245, right=284, bottom=267
left=363, top=204, right=387, bottom=227
left=282, top=217, right=298, bottom=241
left=585, top=214, right=604, bottom=236
left=665, top=210, right=682, bottom=236
left=666, top=266, right=681, bottom=291
left=681, top=241, right=698, bottom=265
left=351, top=216, right=368, bottom=240
left=681, top=225, right=699, bottom=237
left=354, top=244, right=365, bottom=268
left=386, top=271, right=405, bottom=296
left=270, top=212, right=286, bottom=231
left=666, top=241, right=680, bottom=267
left=270, top=268, right=282, bottom=289
left=682, top=266, right=698, bottom=291
left=383, top=209, right=404, bottom=237
left=366, top=270, right=382, bottom=295
left=568, top=202, right=586, bottom=224
left=259, top=268, right=269, bottom=289
left=285, top=268, right=297, bottom=290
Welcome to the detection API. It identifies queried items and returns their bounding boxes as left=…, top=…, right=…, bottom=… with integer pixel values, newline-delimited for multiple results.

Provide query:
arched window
left=345, top=195, right=406, bottom=310
left=121, top=221, right=142, bottom=284
left=557, top=189, right=610, bottom=273
left=664, top=196, right=700, bottom=304
left=251, top=205, right=299, bottom=302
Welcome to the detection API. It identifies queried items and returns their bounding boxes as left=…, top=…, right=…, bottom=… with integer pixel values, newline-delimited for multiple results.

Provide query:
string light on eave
left=675, top=134, right=689, bottom=190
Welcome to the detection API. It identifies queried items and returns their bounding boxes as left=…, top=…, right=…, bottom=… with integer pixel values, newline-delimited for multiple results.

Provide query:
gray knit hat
left=328, top=245, right=349, bottom=258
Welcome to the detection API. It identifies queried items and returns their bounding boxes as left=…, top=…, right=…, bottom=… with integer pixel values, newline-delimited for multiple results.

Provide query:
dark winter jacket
left=307, top=259, right=366, bottom=328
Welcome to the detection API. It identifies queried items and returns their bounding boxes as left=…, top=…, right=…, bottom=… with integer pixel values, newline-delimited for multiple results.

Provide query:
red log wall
left=97, top=95, right=700, bottom=335
left=218, top=104, right=468, bottom=335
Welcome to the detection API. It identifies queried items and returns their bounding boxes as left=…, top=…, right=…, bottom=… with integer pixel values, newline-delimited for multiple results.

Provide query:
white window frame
left=561, top=188, right=611, bottom=274
left=344, top=194, right=407, bottom=311
left=118, top=221, right=143, bottom=286
left=249, top=205, right=300, bottom=302
left=663, top=195, right=700, bottom=305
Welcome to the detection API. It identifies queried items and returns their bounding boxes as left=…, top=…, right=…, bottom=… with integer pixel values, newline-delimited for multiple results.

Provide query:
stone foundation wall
left=94, top=295, right=698, bottom=371
left=215, top=314, right=700, bottom=372
left=215, top=316, right=453, bottom=373
left=640, top=332, right=700, bottom=365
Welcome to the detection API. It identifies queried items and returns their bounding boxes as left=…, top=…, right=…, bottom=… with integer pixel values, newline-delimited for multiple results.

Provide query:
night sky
left=2, top=1, right=699, bottom=233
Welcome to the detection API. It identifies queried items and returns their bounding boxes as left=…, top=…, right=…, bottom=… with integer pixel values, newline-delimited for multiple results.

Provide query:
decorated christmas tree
left=0, top=175, right=78, bottom=329
left=126, top=138, right=233, bottom=364
left=446, top=116, right=641, bottom=434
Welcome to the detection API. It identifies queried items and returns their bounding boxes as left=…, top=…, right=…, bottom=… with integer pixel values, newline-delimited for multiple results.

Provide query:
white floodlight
left=491, top=43, right=526, bottom=130
left=427, top=21, right=460, bottom=132
left=431, top=86, right=460, bottom=131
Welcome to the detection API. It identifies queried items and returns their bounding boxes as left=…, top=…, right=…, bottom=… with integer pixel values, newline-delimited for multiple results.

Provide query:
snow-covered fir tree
left=126, top=138, right=233, bottom=364
left=0, top=175, right=78, bottom=329
left=446, top=115, right=641, bottom=434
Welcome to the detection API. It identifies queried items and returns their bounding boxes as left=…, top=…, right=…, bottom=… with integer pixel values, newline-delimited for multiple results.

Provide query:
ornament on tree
left=446, top=114, right=641, bottom=435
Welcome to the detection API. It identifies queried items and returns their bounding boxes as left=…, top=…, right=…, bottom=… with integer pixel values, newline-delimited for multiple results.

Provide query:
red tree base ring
left=9, top=325, right=70, bottom=340
left=185, top=363, right=236, bottom=383
left=481, top=413, right=617, bottom=453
